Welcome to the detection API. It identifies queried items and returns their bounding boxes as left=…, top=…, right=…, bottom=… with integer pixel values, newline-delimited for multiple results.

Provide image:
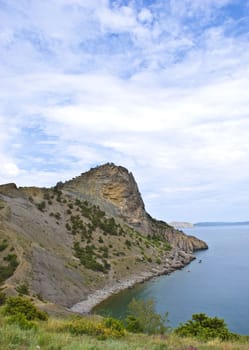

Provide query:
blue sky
left=1, top=0, right=249, bottom=222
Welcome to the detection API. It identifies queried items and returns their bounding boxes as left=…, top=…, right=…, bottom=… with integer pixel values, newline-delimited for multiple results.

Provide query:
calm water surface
left=94, top=225, right=249, bottom=335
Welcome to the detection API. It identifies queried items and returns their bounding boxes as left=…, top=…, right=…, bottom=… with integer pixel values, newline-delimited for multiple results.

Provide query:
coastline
left=70, top=251, right=196, bottom=314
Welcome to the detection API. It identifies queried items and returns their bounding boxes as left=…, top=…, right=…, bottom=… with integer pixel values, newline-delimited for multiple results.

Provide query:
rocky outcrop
left=63, top=163, right=150, bottom=232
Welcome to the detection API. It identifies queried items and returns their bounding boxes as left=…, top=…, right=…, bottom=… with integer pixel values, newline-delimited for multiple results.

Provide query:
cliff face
left=0, top=163, right=207, bottom=310
left=63, top=164, right=148, bottom=231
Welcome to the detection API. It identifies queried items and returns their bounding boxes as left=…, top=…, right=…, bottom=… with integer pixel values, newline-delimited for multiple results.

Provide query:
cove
left=94, top=225, right=249, bottom=335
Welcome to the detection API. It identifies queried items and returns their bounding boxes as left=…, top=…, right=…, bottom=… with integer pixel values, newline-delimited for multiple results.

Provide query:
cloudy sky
left=1, top=0, right=249, bottom=223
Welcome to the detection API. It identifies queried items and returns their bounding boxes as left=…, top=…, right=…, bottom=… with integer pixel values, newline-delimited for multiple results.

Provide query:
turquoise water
left=94, top=225, right=249, bottom=335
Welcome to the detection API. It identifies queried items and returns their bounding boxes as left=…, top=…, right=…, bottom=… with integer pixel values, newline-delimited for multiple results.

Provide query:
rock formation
left=63, top=163, right=207, bottom=253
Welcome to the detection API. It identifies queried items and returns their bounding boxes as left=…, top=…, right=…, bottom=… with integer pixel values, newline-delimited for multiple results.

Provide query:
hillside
left=0, top=163, right=207, bottom=311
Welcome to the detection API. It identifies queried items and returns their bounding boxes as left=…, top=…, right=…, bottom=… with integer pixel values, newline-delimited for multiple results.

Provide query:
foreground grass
left=0, top=316, right=249, bottom=350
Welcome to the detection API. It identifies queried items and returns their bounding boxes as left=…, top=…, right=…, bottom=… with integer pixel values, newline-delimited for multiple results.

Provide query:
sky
left=0, top=0, right=249, bottom=223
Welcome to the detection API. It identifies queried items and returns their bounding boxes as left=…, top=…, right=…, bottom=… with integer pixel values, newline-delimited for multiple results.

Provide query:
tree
left=125, top=298, right=169, bottom=335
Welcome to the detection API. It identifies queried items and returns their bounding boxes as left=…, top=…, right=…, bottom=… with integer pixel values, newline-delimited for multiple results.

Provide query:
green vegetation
left=30, top=189, right=172, bottom=276
left=3, top=296, right=48, bottom=321
left=36, top=201, right=46, bottom=211
left=73, top=242, right=110, bottom=273
left=62, top=316, right=125, bottom=339
left=43, top=192, right=51, bottom=201
left=0, top=290, right=6, bottom=305
left=0, top=298, right=248, bottom=349
left=126, top=298, right=169, bottom=335
left=2, top=296, right=48, bottom=329
left=175, top=313, right=239, bottom=342
left=0, top=253, right=19, bottom=284
left=0, top=295, right=248, bottom=350
left=62, top=197, right=172, bottom=274
left=0, top=239, right=8, bottom=252
left=16, top=282, right=29, bottom=296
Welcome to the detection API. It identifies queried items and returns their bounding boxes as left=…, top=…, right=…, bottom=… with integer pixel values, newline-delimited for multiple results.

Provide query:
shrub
left=126, top=315, right=143, bottom=333
left=103, top=317, right=125, bottom=337
left=175, top=313, right=238, bottom=341
left=36, top=201, right=46, bottom=211
left=98, top=236, right=104, bottom=243
left=54, top=212, right=61, bottom=220
left=0, top=254, right=19, bottom=284
left=43, top=192, right=50, bottom=200
left=63, top=316, right=125, bottom=339
left=65, top=223, right=71, bottom=231
left=7, top=313, right=37, bottom=330
left=125, top=239, right=131, bottom=248
left=0, top=290, right=6, bottom=305
left=73, top=242, right=109, bottom=273
left=0, top=239, right=8, bottom=252
left=3, top=296, right=48, bottom=321
left=16, top=283, right=29, bottom=296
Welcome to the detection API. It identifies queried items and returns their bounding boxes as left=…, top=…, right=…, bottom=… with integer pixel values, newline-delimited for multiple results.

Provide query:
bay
left=94, top=225, right=249, bottom=335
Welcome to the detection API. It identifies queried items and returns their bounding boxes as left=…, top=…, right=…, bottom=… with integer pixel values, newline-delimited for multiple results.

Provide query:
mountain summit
left=63, top=163, right=148, bottom=231
left=0, top=163, right=207, bottom=311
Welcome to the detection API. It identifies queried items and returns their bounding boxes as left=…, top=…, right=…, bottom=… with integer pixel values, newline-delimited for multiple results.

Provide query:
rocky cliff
left=0, top=163, right=207, bottom=312
left=63, top=163, right=207, bottom=253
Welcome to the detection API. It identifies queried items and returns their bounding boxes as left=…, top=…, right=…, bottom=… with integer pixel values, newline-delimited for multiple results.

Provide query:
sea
left=94, top=225, right=249, bottom=335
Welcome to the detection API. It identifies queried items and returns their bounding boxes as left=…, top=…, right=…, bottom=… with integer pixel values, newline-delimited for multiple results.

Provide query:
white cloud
left=2, top=161, right=21, bottom=177
left=138, top=8, right=153, bottom=23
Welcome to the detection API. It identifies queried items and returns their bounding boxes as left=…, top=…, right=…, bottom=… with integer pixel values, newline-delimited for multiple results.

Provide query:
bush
left=7, top=313, right=37, bottom=330
left=126, top=315, right=143, bottom=333
left=103, top=317, right=125, bottom=337
left=63, top=316, right=125, bottom=339
left=3, top=296, right=48, bottom=321
left=0, top=239, right=8, bottom=252
left=36, top=201, right=46, bottom=211
left=0, top=254, right=19, bottom=284
left=125, top=298, right=169, bottom=335
left=175, top=313, right=239, bottom=341
left=0, top=290, right=6, bottom=305
left=125, top=239, right=131, bottom=248
left=73, top=242, right=109, bottom=273
left=54, top=212, right=61, bottom=220
left=16, top=283, right=29, bottom=296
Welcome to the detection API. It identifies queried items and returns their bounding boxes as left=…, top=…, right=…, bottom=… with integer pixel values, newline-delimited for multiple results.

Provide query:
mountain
left=0, top=163, right=207, bottom=312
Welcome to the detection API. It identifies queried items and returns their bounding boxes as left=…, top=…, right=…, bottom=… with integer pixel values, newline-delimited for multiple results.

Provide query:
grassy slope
left=0, top=314, right=249, bottom=350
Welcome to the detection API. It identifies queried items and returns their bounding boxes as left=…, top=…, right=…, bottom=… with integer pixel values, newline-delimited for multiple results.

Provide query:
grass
left=0, top=313, right=249, bottom=350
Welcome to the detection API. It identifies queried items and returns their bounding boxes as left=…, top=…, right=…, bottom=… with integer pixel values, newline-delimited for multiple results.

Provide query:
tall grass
left=0, top=317, right=249, bottom=350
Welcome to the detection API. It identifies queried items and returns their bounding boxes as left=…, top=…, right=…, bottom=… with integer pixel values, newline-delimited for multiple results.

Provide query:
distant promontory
left=169, top=221, right=194, bottom=229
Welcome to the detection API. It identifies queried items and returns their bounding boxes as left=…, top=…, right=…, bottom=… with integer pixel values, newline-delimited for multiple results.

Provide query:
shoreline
left=70, top=251, right=196, bottom=314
